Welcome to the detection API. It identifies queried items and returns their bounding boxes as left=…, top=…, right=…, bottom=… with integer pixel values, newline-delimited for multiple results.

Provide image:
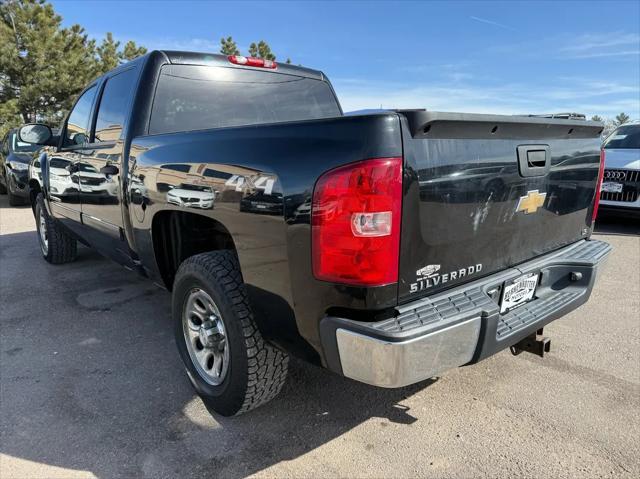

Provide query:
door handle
left=517, top=145, right=551, bottom=177
left=100, top=165, right=119, bottom=176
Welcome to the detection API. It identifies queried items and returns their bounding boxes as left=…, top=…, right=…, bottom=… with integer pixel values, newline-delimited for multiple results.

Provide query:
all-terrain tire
left=173, top=251, right=289, bottom=416
left=35, top=193, right=78, bottom=264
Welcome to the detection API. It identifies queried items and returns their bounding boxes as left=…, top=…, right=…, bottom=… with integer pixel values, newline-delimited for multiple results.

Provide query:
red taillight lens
left=311, top=157, right=403, bottom=286
left=228, top=55, right=277, bottom=69
left=592, top=149, right=605, bottom=223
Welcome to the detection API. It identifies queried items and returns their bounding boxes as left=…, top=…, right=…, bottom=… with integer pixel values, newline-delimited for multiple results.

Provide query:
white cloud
left=469, top=16, right=516, bottom=31
left=542, top=79, right=639, bottom=100
left=135, top=37, right=220, bottom=52
left=87, top=32, right=245, bottom=54
left=559, top=32, right=640, bottom=60
left=333, top=77, right=640, bottom=119
left=563, top=50, right=640, bottom=59
left=561, top=32, right=640, bottom=52
left=485, top=30, right=640, bottom=63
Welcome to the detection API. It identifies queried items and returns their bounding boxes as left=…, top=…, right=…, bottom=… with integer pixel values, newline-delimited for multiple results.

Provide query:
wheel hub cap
left=198, top=317, right=226, bottom=349
left=38, top=209, right=48, bottom=255
left=183, top=289, right=229, bottom=385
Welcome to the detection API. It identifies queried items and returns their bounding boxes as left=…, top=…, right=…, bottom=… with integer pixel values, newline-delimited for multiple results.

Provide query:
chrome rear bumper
left=321, top=239, right=611, bottom=388
left=336, top=318, right=480, bottom=388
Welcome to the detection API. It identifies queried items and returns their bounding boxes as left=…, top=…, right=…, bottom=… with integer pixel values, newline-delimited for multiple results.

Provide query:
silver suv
left=600, top=123, right=640, bottom=217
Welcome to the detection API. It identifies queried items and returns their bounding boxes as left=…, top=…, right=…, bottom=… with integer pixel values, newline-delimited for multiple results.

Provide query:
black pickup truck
left=19, top=51, right=610, bottom=416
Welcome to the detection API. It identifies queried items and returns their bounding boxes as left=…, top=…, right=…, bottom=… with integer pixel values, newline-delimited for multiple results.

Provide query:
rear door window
left=64, top=86, right=97, bottom=147
left=94, top=68, right=138, bottom=142
left=149, top=65, right=341, bottom=135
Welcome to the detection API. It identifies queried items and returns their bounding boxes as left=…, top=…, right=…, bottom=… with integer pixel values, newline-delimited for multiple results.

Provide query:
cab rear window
left=149, top=65, right=341, bottom=135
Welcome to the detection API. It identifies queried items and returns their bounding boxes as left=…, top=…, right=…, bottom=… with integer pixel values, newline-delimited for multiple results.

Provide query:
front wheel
left=35, top=194, right=78, bottom=264
left=172, top=251, right=289, bottom=416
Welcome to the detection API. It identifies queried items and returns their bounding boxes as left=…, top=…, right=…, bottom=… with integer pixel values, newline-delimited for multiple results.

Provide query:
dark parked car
left=18, top=51, right=609, bottom=416
left=240, top=190, right=283, bottom=215
left=0, top=128, right=41, bottom=205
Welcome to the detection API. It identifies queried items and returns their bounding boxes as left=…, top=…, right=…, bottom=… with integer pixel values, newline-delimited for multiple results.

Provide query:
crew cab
left=19, top=51, right=610, bottom=416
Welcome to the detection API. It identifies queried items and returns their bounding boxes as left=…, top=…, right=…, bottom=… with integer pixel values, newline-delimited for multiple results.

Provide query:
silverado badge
left=516, top=190, right=547, bottom=214
left=410, top=263, right=483, bottom=293
left=416, top=264, right=440, bottom=278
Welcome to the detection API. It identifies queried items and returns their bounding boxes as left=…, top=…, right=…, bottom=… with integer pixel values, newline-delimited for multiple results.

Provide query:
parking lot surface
left=1, top=195, right=639, bottom=479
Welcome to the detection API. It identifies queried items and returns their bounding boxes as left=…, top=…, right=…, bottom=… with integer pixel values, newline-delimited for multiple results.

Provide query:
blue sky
left=52, top=0, right=640, bottom=119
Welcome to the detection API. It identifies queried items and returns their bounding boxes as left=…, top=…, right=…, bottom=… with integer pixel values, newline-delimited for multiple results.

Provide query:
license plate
left=601, top=182, right=623, bottom=193
left=255, top=204, right=267, bottom=209
left=500, top=273, right=539, bottom=313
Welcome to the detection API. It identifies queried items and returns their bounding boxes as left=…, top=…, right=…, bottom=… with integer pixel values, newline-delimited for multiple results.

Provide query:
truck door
left=48, top=85, right=98, bottom=232
left=75, top=66, right=139, bottom=263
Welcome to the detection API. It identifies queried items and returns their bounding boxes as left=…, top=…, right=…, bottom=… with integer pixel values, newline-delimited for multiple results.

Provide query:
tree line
left=220, top=36, right=291, bottom=64
left=0, top=0, right=147, bottom=138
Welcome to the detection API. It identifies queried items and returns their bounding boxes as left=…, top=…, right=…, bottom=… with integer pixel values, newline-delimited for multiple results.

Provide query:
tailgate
left=397, top=111, right=603, bottom=304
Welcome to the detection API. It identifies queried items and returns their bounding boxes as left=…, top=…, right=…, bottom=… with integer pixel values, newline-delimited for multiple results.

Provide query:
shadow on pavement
left=0, top=230, right=434, bottom=478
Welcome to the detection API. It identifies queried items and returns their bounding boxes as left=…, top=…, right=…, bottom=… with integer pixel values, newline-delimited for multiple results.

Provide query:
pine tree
left=121, top=40, right=147, bottom=62
left=0, top=0, right=97, bottom=133
left=248, top=40, right=276, bottom=60
left=0, top=0, right=146, bottom=138
left=614, top=112, right=630, bottom=126
left=96, top=32, right=120, bottom=75
left=95, top=33, right=146, bottom=75
left=220, top=36, right=239, bottom=55
left=591, top=115, right=603, bottom=122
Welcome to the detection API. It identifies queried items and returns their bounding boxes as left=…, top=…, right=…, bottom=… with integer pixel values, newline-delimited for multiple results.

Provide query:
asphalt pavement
left=1, top=195, right=638, bottom=478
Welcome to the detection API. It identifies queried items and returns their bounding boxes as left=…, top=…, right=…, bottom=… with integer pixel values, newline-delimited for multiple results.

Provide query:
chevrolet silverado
left=19, top=51, right=610, bottom=416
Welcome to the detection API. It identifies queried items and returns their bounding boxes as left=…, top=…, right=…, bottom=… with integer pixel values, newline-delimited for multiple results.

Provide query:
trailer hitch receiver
left=510, top=328, right=551, bottom=358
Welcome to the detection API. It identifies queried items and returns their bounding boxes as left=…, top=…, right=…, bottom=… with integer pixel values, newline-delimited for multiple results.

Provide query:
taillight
left=311, top=157, right=403, bottom=286
left=228, top=55, right=277, bottom=69
left=592, top=149, right=605, bottom=223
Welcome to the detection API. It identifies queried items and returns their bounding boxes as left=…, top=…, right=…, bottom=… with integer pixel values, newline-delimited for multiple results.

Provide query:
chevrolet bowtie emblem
left=516, top=190, right=547, bottom=214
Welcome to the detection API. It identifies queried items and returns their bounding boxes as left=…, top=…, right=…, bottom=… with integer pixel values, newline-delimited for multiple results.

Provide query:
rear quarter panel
left=128, top=113, right=402, bottom=359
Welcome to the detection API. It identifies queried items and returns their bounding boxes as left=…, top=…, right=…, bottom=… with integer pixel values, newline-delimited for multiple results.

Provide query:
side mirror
left=18, top=124, right=53, bottom=145
left=73, top=132, right=88, bottom=146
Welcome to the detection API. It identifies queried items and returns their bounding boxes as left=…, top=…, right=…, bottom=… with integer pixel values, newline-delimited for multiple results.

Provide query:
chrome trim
left=336, top=317, right=481, bottom=388
left=81, top=213, right=123, bottom=240
left=50, top=202, right=81, bottom=222
left=82, top=213, right=120, bottom=231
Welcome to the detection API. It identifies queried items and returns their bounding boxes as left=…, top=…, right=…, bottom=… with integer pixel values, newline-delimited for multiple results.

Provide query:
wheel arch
left=151, top=209, right=238, bottom=291
left=28, top=179, right=42, bottom=215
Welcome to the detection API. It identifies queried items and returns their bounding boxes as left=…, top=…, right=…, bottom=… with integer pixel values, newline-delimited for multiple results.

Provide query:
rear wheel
left=35, top=194, right=78, bottom=264
left=172, top=251, right=289, bottom=416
